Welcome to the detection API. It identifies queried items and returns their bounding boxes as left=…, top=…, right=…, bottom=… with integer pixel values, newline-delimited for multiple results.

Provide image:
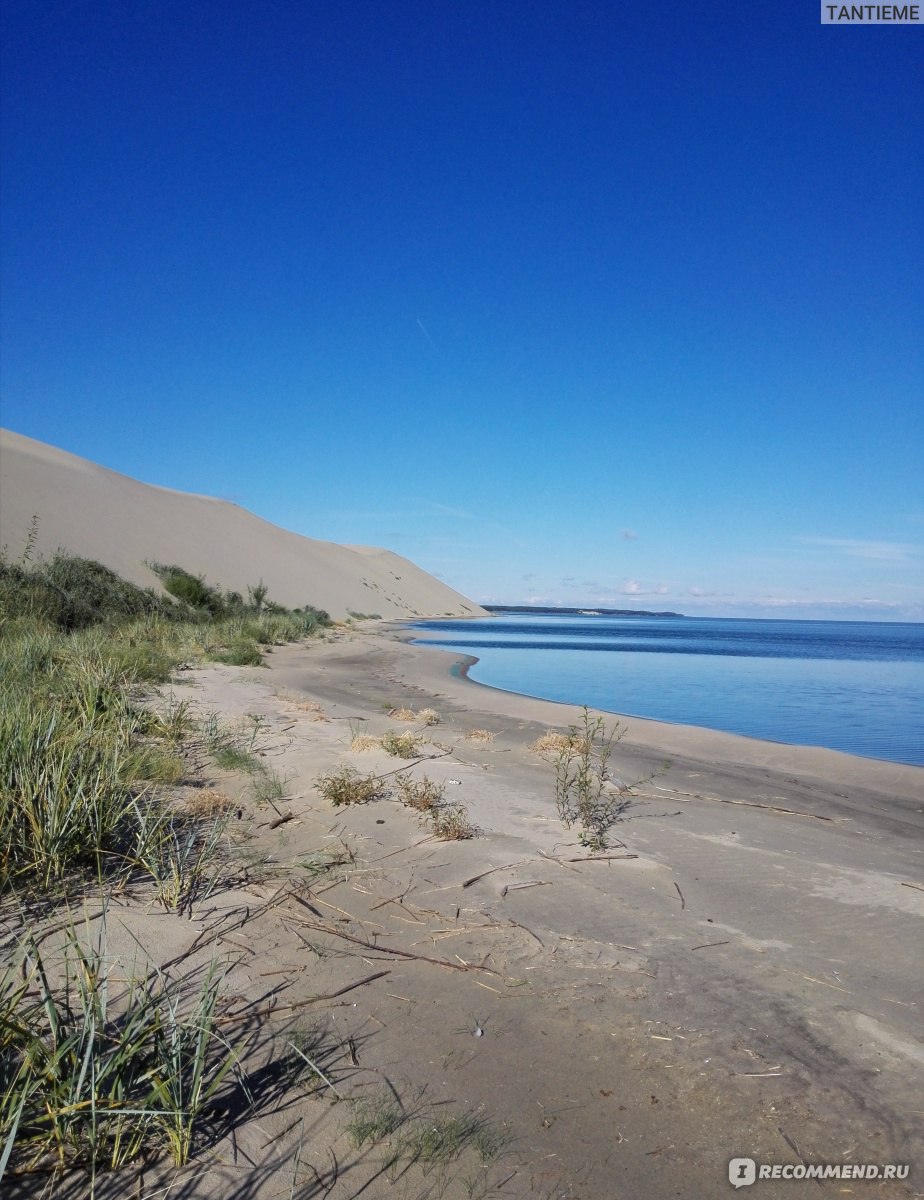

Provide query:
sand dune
left=0, top=429, right=485, bottom=620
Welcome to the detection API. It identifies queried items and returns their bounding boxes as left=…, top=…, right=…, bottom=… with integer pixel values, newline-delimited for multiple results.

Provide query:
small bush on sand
left=430, top=803, right=475, bottom=841
left=380, top=730, right=424, bottom=759
left=395, top=773, right=445, bottom=812
left=552, top=707, right=636, bottom=851
left=315, top=766, right=384, bottom=807
left=464, top=728, right=495, bottom=743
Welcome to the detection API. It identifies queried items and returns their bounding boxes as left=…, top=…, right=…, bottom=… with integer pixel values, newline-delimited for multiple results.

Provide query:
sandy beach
left=23, top=621, right=921, bottom=1200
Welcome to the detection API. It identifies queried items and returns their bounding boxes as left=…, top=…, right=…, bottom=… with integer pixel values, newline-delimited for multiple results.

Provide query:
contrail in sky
left=416, top=318, right=436, bottom=347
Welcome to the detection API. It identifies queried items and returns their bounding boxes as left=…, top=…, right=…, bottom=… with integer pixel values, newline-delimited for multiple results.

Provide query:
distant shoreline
left=482, top=603, right=686, bottom=618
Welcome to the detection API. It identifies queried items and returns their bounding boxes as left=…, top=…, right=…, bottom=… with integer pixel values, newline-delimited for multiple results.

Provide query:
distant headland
left=483, top=604, right=685, bottom=618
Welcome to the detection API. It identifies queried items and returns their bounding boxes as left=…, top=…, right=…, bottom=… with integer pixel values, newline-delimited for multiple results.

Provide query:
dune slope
left=0, top=429, right=485, bottom=620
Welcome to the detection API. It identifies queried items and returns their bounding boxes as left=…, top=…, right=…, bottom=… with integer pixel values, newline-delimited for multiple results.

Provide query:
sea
left=411, top=613, right=924, bottom=768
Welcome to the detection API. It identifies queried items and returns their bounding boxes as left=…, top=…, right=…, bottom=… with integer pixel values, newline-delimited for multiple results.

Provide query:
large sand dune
left=0, top=429, right=485, bottom=620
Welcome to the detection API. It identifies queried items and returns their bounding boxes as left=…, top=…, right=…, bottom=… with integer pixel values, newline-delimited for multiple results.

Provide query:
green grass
left=0, top=551, right=337, bottom=1182
left=0, top=918, right=245, bottom=1181
left=315, top=766, right=385, bottom=807
left=0, top=553, right=330, bottom=894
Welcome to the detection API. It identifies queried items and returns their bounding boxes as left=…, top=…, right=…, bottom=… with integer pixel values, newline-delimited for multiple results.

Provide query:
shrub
left=388, top=706, right=440, bottom=726
left=394, top=773, right=445, bottom=812
left=430, top=803, right=475, bottom=841
left=315, top=766, right=385, bottom=807
left=0, top=554, right=171, bottom=632
left=149, top=564, right=227, bottom=617
left=379, top=730, right=424, bottom=759
left=552, top=707, right=633, bottom=850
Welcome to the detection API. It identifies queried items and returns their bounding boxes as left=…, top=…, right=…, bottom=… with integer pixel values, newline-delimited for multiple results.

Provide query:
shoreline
left=389, top=625, right=923, bottom=818
left=405, top=622, right=924, bottom=775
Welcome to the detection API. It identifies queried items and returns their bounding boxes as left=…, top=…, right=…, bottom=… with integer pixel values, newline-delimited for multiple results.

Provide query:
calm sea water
left=411, top=614, right=924, bottom=767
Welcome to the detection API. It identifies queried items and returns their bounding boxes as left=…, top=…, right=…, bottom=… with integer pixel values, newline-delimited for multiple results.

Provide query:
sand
left=15, top=624, right=922, bottom=1200
left=0, top=429, right=486, bottom=620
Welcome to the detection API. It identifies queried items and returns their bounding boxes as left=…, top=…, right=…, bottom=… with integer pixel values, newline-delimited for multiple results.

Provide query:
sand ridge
left=0, top=429, right=486, bottom=621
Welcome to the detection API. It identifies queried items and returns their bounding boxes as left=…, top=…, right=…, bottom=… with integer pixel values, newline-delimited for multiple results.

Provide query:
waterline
left=413, top=615, right=924, bottom=767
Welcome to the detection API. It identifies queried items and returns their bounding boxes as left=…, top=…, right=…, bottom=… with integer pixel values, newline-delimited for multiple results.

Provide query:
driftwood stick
left=462, top=860, right=530, bottom=888
left=287, top=915, right=499, bottom=973
left=311, top=970, right=391, bottom=1002
left=565, top=854, right=639, bottom=863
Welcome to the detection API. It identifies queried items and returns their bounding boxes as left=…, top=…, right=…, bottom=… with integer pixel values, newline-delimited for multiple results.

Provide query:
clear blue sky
left=2, top=1, right=921, bottom=619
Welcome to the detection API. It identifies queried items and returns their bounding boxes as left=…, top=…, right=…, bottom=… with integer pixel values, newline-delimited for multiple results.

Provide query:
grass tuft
left=380, top=730, right=425, bottom=759
left=430, top=803, right=476, bottom=841
left=0, top=919, right=245, bottom=1178
left=315, top=766, right=385, bottom=807
left=349, top=734, right=381, bottom=753
left=395, top=773, right=445, bottom=812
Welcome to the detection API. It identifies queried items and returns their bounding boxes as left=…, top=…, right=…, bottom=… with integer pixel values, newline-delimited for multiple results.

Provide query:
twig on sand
left=310, top=970, right=391, bottom=1002
left=653, top=785, right=835, bottom=823
left=505, top=918, right=545, bottom=947
left=777, top=1127, right=805, bottom=1164
left=462, top=860, right=531, bottom=888
left=564, top=853, right=639, bottom=863
left=286, top=914, right=499, bottom=973
left=901, top=881, right=924, bottom=893
left=690, top=940, right=730, bottom=951
left=674, top=882, right=686, bottom=910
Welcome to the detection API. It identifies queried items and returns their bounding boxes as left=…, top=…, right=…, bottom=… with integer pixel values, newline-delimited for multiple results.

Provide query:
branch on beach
left=651, top=785, right=838, bottom=822
left=283, top=911, right=500, bottom=974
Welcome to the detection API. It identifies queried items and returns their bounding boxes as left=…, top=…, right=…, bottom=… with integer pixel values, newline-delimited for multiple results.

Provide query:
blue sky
left=2, top=1, right=921, bottom=619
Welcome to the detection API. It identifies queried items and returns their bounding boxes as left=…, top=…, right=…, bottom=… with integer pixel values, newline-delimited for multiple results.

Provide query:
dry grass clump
left=350, top=733, right=381, bottom=753
left=388, top=706, right=440, bottom=726
left=430, top=803, right=476, bottom=841
left=380, top=729, right=424, bottom=758
left=395, top=773, right=445, bottom=812
left=293, top=700, right=328, bottom=722
left=528, top=731, right=573, bottom=758
left=184, top=788, right=235, bottom=819
left=315, top=766, right=385, bottom=807
left=464, top=728, right=495, bottom=743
